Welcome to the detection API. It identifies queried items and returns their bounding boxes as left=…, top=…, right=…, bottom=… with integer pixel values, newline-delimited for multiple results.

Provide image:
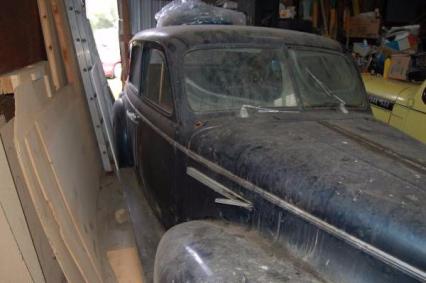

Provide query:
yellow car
left=363, top=74, right=426, bottom=144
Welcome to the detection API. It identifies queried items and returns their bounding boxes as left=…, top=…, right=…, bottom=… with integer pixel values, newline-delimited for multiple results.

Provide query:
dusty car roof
left=132, top=25, right=342, bottom=51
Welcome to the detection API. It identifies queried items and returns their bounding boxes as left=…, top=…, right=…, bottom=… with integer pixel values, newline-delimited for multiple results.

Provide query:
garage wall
left=0, top=0, right=46, bottom=75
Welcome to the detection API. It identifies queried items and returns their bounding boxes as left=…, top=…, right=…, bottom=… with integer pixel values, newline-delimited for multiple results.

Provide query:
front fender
left=154, top=220, right=322, bottom=283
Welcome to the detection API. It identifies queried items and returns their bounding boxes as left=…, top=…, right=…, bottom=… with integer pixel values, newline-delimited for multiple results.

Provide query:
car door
left=132, top=43, right=178, bottom=226
left=123, top=43, right=143, bottom=166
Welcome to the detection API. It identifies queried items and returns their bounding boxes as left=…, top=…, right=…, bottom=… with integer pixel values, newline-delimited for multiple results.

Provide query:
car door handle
left=126, top=110, right=139, bottom=124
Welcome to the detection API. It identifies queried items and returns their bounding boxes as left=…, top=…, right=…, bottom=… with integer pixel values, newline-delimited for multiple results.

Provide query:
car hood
left=187, top=112, right=426, bottom=272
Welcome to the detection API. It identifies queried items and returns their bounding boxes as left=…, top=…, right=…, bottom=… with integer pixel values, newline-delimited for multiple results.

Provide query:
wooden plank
left=49, top=0, right=80, bottom=85
left=37, top=0, right=67, bottom=89
left=7, top=61, right=54, bottom=96
left=0, top=75, right=13, bottom=95
left=97, top=173, right=145, bottom=283
left=1, top=120, right=65, bottom=283
left=118, top=0, right=132, bottom=82
left=0, top=132, right=45, bottom=282
left=107, top=248, right=144, bottom=283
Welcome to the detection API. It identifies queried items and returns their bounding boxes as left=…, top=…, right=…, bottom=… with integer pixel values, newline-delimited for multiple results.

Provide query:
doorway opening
left=86, top=0, right=122, bottom=98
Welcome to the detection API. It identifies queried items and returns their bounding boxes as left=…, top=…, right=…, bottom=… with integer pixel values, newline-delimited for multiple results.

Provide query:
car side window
left=129, top=44, right=142, bottom=90
left=142, top=48, right=173, bottom=114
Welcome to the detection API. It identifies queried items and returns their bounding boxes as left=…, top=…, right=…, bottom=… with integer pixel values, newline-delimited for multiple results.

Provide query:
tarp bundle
left=155, top=0, right=246, bottom=27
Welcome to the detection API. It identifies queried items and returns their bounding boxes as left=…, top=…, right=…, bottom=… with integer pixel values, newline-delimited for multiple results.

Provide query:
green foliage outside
left=86, top=0, right=119, bottom=30
left=89, top=9, right=118, bottom=29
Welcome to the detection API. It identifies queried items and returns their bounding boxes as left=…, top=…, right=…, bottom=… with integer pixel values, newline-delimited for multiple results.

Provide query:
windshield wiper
left=239, top=104, right=299, bottom=118
left=305, top=68, right=349, bottom=114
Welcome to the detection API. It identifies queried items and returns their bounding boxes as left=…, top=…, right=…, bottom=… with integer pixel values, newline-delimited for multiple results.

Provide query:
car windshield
left=183, top=47, right=364, bottom=113
left=290, top=49, right=364, bottom=108
left=184, top=48, right=297, bottom=112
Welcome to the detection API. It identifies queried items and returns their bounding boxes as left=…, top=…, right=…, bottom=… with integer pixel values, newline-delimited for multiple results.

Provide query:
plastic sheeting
left=155, top=0, right=246, bottom=27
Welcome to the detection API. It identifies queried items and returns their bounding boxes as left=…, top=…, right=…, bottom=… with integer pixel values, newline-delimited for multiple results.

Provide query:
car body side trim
left=186, top=167, right=253, bottom=210
left=125, top=96, right=426, bottom=281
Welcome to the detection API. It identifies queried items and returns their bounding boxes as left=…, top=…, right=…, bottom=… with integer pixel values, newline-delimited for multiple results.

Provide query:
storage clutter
left=347, top=2, right=426, bottom=83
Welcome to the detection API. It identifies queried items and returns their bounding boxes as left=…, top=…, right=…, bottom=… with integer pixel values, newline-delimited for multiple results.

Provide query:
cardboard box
left=349, top=16, right=381, bottom=38
left=385, top=34, right=418, bottom=52
left=388, top=54, right=411, bottom=81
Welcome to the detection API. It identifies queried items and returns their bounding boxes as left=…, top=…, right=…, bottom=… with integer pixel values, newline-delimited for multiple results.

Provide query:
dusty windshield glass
left=290, top=49, right=364, bottom=107
left=184, top=48, right=297, bottom=112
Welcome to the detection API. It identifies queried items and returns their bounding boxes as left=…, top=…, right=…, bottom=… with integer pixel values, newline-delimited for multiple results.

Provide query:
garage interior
left=0, top=0, right=425, bottom=282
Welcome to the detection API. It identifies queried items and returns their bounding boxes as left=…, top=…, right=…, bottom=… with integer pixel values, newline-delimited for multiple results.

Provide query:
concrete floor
left=97, top=167, right=171, bottom=283
left=97, top=168, right=165, bottom=282
left=97, top=173, right=145, bottom=282
left=118, top=168, right=165, bottom=283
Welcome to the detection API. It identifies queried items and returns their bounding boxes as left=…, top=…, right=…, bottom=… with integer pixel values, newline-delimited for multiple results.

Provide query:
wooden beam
left=117, top=0, right=132, bottom=83
left=0, top=76, right=13, bottom=95
left=49, top=0, right=81, bottom=86
left=107, top=248, right=144, bottom=283
left=37, top=0, right=67, bottom=90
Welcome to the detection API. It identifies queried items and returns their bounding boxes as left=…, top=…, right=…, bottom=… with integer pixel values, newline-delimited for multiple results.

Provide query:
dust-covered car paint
left=113, top=25, right=426, bottom=283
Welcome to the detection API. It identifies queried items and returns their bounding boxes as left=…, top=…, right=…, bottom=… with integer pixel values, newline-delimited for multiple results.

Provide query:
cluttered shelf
left=275, top=0, right=425, bottom=83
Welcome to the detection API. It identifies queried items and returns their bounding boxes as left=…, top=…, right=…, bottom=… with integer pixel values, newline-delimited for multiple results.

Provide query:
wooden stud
left=37, top=0, right=67, bottom=90
left=0, top=76, right=13, bottom=95
left=48, top=0, right=81, bottom=86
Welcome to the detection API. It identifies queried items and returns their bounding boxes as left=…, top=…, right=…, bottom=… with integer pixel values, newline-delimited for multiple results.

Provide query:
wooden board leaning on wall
left=1, top=120, right=66, bottom=283
left=11, top=61, right=104, bottom=282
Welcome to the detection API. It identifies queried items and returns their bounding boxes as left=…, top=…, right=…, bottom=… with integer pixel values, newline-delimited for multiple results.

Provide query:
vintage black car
left=112, top=25, right=426, bottom=282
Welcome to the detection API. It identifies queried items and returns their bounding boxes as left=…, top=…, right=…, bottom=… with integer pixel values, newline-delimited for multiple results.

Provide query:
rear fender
left=112, top=96, right=133, bottom=167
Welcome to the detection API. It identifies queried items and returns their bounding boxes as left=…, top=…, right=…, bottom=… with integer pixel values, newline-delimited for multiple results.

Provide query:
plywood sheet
left=34, top=85, right=103, bottom=281
left=14, top=80, right=86, bottom=282
left=13, top=62, right=103, bottom=282
left=0, top=205, right=34, bottom=283
left=1, top=120, right=65, bottom=283
left=0, top=134, right=44, bottom=282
